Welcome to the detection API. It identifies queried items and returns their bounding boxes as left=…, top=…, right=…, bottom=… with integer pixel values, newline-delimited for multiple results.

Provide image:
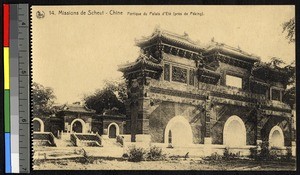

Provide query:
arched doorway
left=33, top=118, right=44, bottom=132
left=70, top=119, right=86, bottom=133
left=108, top=123, right=119, bottom=138
left=223, top=115, right=246, bottom=147
left=164, top=116, right=193, bottom=147
left=269, top=125, right=284, bottom=148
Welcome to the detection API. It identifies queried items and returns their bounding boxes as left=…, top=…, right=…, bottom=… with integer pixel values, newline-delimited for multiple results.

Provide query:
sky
left=31, top=5, right=295, bottom=104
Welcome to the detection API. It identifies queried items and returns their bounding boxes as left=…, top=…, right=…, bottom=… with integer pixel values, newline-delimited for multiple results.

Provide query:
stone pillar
left=204, top=96, right=212, bottom=144
left=130, top=102, right=138, bottom=142
left=138, top=97, right=150, bottom=134
left=124, top=102, right=131, bottom=135
left=134, top=78, right=151, bottom=143
left=128, top=76, right=152, bottom=142
left=204, top=97, right=212, bottom=156
left=127, top=78, right=141, bottom=142
left=256, top=109, right=263, bottom=146
left=288, top=116, right=293, bottom=147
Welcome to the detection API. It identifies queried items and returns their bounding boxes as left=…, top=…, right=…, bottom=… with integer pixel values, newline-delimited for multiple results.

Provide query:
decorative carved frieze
left=189, top=69, right=195, bottom=86
left=149, top=87, right=206, bottom=100
left=172, top=66, right=187, bottom=83
left=164, top=64, right=170, bottom=81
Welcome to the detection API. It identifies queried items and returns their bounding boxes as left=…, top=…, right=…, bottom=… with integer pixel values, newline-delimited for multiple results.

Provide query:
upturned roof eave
left=118, top=58, right=162, bottom=73
left=135, top=32, right=205, bottom=52
left=204, top=47, right=260, bottom=63
left=252, top=63, right=288, bottom=76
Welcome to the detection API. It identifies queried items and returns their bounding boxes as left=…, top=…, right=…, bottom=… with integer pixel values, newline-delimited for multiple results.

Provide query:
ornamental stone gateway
left=118, top=28, right=293, bottom=156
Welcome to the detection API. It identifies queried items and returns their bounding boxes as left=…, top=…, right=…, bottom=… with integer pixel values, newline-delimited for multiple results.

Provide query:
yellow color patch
left=4, top=47, right=10, bottom=90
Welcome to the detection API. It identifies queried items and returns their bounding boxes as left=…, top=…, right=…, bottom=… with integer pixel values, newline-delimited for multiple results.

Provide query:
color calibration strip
left=3, top=4, right=12, bottom=173
left=4, top=4, right=30, bottom=173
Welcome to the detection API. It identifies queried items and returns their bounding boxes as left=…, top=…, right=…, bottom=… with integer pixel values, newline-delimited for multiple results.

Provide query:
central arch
left=70, top=119, right=86, bottom=133
left=33, top=118, right=44, bottom=132
left=108, top=122, right=119, bottom=138
left=164, top=116, right=193, bottom=147
left=269, top=125, right=284, bottom=148
left=223, top=115, right=246, bottom=147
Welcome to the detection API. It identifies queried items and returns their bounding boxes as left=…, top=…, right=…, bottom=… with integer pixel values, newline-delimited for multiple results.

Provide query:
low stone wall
left=124, top=142, right=256, bottom=157
left=136, top=134, right=151, bottom=143
left=155, top=144, right=255, bottom=157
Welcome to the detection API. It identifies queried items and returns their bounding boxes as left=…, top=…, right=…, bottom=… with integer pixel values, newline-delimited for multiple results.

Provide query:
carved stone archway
left=223, top=115, right=247, bottom=147
left=164, top=116, right=193, bottom=147
left=269, top=125, right=284, bottom=148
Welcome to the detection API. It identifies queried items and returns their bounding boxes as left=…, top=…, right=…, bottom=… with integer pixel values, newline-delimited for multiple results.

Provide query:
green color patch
left=4, top=90, right=10, bottom=132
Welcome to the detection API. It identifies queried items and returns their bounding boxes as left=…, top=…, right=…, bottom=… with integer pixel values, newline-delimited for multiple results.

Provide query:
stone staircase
left=51, top=133, right=123, bottom=148
left=55, top=133, right=73, bottom=147
left=33, top=132, right=56, bottom=147
left=70, top=133, right=102, bottom=147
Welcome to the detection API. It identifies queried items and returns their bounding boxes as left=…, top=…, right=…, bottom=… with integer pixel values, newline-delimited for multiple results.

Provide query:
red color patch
left=3, top=4, right=10, bottom=47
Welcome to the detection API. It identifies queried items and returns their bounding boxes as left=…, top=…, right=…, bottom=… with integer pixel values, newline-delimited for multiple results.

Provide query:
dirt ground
left=33, top=157, right=296, bottom=171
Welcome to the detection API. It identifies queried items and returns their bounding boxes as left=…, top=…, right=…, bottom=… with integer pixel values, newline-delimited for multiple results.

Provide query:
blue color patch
left=5, top=133, right=11, bottom=173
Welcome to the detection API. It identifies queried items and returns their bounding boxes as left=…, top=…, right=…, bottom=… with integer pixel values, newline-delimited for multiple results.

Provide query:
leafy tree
left=281, top=18, right=296, bottom=108
left=267, top=57, right=285, bottom=68
left=266, top=57, right=295, bottom=108
left=103, top=80, right=128, bottom=103
left=32, top=82, right=56, bottom=116
left=282, top=17, right=295, bottom=43
left=283, top=61, right=296, bottom=108
left=284, top=61, right=296, bottom=86
left=84, top=80, right=127, bottom=115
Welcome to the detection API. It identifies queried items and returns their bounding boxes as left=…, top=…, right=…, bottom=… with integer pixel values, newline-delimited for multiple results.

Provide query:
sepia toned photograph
left=31, top=5, right=296, bottom=170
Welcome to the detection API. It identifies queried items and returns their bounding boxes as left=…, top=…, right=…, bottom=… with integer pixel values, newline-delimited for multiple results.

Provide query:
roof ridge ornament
left=154, top=25, right=162, bottom=36
left=183, top=31, right=189, bottom=37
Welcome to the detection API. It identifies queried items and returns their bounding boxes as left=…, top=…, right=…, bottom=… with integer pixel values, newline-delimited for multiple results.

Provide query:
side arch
left=108, top=122, right=120, bottom=138
left=223, top=115, right=247, bottom=147
left=164, top=116, right=193, bottom=146
left=33, top=117, right=45, bottom=132
left=269, top=125, right=284, bottom=148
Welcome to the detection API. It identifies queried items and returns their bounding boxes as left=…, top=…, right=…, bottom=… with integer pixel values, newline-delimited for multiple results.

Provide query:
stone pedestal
left=256, top=139, right=262, bottom=146
left=256, top=139, right=262, bottom=152
left=203, top=137, right=212, bottom=156
left=204, top=137, right=212, bottom=145
left=292, top=141, right=296, bottom=157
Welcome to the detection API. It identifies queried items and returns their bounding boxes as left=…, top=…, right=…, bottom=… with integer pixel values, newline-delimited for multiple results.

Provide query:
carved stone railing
left=71, top=133, right=102, bottom=147
left=33, top=132, right=56, bottom=146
